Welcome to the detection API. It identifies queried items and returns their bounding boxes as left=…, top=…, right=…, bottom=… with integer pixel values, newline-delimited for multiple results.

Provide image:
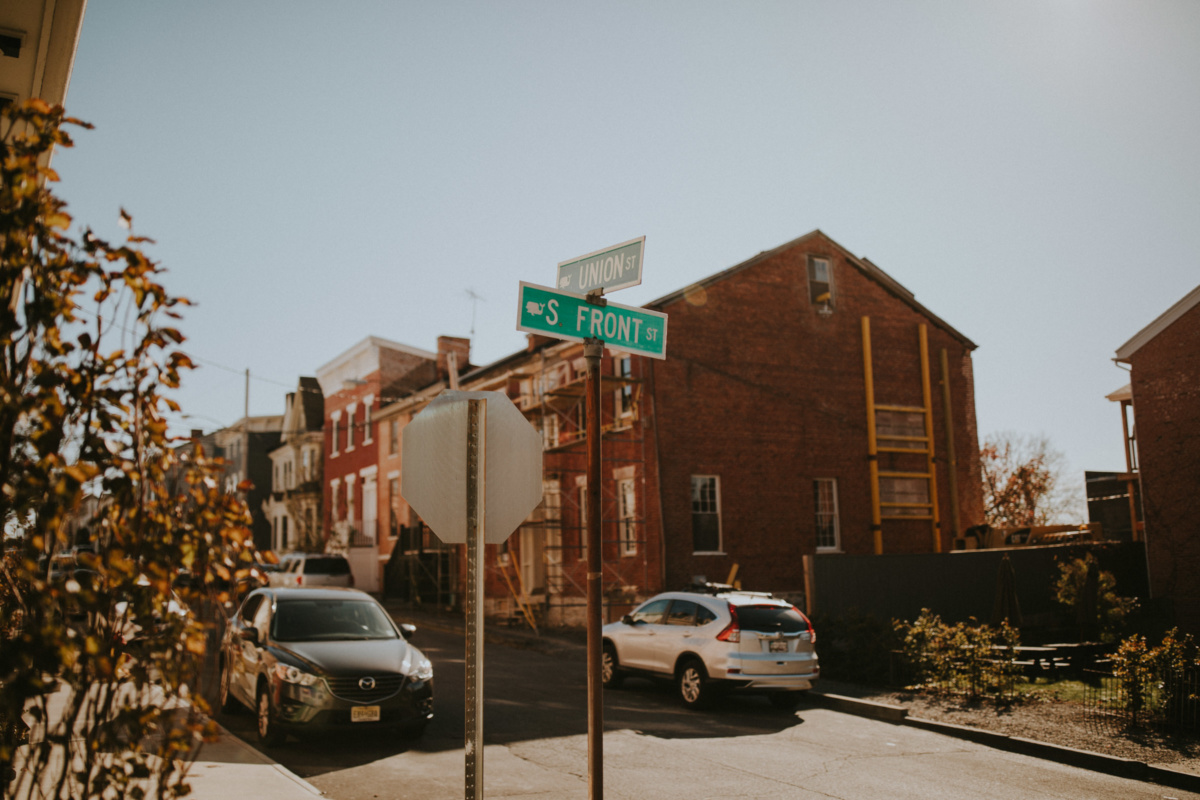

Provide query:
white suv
left=269, top=554, right=354, bottom=589
left=601, top=588, right=819, bottom=708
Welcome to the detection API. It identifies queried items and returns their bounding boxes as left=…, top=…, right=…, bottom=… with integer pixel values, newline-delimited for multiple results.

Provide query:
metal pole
left=918, top=325, right=941, bottom=553
left=464, top=399, right=486, bottom=800
left=860, top=318, right=883, bottom=554
left=584, top=336, right=604, bottom=800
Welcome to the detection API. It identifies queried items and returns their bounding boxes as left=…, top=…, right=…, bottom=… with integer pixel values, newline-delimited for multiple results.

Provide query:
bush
left=895, top=609, right=1021, bottom=702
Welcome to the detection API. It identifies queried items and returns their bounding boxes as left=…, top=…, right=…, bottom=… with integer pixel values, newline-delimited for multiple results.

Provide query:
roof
left=297, top=377, right=324, bottom=431
left=1115, top=283, right=1200, bottom=363
left=1105, top=383, right=1132, bottom=403
left=646, top=229, right=977, bottom=349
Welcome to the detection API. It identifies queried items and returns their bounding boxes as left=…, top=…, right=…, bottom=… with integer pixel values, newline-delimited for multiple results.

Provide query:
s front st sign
left=516, top=281, right=667, bottom=360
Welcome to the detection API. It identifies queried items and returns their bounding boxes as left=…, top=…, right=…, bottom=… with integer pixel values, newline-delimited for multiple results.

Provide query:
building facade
left=263, top=377, right=325, bottom=553
left=1114, top=284, right=1200, bottom=634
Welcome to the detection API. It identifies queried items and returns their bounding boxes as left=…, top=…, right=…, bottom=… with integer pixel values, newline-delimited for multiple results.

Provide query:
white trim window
left=346, top=404, right=356, bottom=451
left=617, top=477, right=637, bottom=556
left=363, top=396, right=374, bottom=443
left=814, top=478, right=841, bottom=551
left=691, top=475, right=722, bottom=553
left=330, top=411, right=342, bottom=457
left=330, top=478, right=341, bottom=523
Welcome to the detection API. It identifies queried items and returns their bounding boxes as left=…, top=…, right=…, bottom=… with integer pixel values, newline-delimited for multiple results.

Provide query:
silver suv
left=601, top=588, right=819, bottom=708
left=269, top=554, right=354, bottom=589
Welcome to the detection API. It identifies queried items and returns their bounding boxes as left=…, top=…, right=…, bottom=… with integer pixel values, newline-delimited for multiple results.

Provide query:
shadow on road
left=215, top=626, right=805, bottom=778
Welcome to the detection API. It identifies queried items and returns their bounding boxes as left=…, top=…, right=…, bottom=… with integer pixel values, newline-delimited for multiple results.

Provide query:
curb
left=806, top=691, right=1200, bottom=794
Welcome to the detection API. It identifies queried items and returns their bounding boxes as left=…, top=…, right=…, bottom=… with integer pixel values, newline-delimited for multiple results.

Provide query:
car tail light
left=793, top=606, right=816, bottom=643
left=716, top=603, right=740, bottom=643
left=296, top=574, right=302, bottom=586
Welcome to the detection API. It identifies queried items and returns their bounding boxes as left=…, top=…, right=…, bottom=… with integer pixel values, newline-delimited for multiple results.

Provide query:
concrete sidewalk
left=186, top=723, right=323, bottom=799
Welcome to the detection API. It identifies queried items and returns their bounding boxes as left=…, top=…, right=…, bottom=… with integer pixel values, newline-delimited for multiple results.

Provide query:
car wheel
left=768, top=691, right=804, bottom=710
left=676, top=659, right=710, bottom=708
left=601, top=643, right=624, bottom=689
left=218, top=658, right=240, bottom=714
left=256, top=686, right=285, bottom=746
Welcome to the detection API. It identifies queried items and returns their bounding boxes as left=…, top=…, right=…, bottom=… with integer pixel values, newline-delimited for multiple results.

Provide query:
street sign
left=401, top=391, right=543, bottom=544
left=517, top=281, right=668, bottom=360
left=556, top=236, right=645, bottom=295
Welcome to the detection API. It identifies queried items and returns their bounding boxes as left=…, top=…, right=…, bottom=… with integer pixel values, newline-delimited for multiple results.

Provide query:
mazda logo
left=359, top=676, right=376, bottom=691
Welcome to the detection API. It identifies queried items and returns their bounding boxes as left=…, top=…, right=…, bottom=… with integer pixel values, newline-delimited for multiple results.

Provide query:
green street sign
left=556, top=236, right=645, bottom=294
left=517, top=281, right=667, bottom=360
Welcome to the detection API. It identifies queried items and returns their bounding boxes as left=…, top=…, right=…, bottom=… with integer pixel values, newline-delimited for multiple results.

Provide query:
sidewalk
left=187, top=724, right=322, bottom=799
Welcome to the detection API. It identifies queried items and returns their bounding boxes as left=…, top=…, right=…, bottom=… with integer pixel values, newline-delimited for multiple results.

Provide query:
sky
left=53, top=1, right=1200, bottom=492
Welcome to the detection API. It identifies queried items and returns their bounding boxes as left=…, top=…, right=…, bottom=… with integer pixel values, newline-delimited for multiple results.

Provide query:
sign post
left=516, top=237, right=666, bottom=800
left=401, top=391, right=543, bottom=800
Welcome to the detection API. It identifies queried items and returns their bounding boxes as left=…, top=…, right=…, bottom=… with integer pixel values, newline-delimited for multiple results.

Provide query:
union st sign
left=555, top=236, right=644, bottom=295
left=516, top=281, right=667, bottom=360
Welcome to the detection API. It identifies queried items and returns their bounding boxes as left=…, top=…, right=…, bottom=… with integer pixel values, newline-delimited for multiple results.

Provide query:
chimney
left=437, top=336, right=471, bottom=382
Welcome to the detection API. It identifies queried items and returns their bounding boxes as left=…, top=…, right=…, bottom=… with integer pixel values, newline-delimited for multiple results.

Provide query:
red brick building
left=378, top=230, right=983, bottom=623
left=643, top=230, right=984, bottom=595
left=1115, top=284, right=1200, bottom=634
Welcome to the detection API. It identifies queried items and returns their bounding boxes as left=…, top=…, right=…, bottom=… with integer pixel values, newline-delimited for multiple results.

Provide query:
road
left=217, top=625, right=1198, bottom=800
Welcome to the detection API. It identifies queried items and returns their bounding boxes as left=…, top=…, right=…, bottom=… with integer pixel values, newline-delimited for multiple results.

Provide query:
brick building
left=317, top=335, right=470, bottom=591
left=378, top=230, right=983, bottom=624
left=1114, top=284, right=1200, bottom=634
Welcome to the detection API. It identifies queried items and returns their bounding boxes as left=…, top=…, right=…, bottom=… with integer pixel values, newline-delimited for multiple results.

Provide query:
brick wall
left=1129, top=300, right=1200, bottom=634
left=648, top=232, right=983, bottom=596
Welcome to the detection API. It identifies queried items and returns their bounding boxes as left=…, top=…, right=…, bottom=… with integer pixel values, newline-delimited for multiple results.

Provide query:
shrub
left=895, top=609, right=1021, bottom=702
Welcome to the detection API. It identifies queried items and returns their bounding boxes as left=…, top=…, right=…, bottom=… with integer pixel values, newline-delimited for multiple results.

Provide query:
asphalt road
left=217, top=625, right=1199, bottom=800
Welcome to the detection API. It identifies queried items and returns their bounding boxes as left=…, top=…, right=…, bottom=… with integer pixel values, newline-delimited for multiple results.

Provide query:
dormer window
left=808, top=256, right=834, bottom=311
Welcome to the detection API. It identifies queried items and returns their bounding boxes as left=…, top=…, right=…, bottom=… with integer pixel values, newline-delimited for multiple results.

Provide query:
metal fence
left=1083, top=666, right=1200, bottom=732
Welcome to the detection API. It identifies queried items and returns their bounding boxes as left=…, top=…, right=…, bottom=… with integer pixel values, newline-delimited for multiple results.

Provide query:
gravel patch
left=817, top=680, right=1200, bottom=774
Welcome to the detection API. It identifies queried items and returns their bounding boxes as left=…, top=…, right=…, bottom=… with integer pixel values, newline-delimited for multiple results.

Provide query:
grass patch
left=1013, top=678, right=1093, bottom=703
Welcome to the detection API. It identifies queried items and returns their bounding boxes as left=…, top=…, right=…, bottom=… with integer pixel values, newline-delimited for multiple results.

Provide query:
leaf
left=118, top=208, right=132, bottom=229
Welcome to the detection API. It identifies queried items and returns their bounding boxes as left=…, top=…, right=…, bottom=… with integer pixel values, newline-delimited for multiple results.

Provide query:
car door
left=616, top=598, right=670, bottom=671
left=643, top=600, right=701, bottom=673
left=228, top=594, right=263, bottom=704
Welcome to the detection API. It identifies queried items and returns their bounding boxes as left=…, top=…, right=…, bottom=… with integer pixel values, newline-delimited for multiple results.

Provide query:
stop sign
left=401, top=390, right=543, bottom=544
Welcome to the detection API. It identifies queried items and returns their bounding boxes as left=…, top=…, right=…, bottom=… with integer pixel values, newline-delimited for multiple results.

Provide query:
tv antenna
left=465, top=288, right=486, bottom=337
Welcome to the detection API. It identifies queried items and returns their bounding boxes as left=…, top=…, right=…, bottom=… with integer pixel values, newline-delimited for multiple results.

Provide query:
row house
left=262, top=377, right=325, bottom=553
left=373, top=229, right=984, bottom=624
left=316, top=335, right=470, bottom=591
left=1112, top=283, right=1200, bottom=634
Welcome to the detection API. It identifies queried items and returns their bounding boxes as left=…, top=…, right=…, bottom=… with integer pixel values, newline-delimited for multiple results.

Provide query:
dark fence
left=1083, top=666, right=1200, bottom=733
left=810, top=541, right=1149, bottom=634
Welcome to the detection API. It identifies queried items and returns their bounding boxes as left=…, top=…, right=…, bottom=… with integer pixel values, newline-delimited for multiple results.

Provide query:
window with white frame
left=346, top=405, right=356, bottom=450
left=691, top=475, right=722, bottom=553
left=617, top=477, right=637, bottom=556
left=363, top=398, right=374, bottom=443
left=330, top=412, right=341, bottom=457
left=389, top=418, right=399, bottom=455
left=330, top=479, right=341, bottom=522
left=814, top=478, right=841, bottom=551
left=302, top=448, right=312, bottom=481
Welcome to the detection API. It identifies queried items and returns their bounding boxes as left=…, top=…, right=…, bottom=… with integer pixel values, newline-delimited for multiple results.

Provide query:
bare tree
left=980, top=431, right=1084, bottom=528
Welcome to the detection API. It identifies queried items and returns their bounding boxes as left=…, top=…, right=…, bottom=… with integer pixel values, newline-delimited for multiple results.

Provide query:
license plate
left=351, top=705, right=380, bottom=722
left=769, top=640, right=788, bottom=653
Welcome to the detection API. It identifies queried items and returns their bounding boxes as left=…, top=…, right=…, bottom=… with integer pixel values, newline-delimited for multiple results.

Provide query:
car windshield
left=272, top=599, right=398, bottom=641
left=736, top=604, right=809, bottom=633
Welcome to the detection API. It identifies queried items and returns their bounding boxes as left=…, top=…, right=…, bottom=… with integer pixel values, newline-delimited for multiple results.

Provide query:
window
left=815, top=478, right=840, bottom=551
left=346, top=477, right=357, bottom=526
left=880, top=477, right=930, bottom=516
left=389, top=477, right=400, bottom=539
left=363, top=401, right=374, bottom=443
left=577, top=480, right=588, bottom=561
left=666, top=600, right=698, bottom=625
left=389, top=418, right=399, bottom=455
left=302, top=448, right=312, bottom=481
left=614, top=355, right=634, bottom=418
left=876, top=409, right=926, bottom=451
left=807, top=256, right=833, bottom=308
left=617, top=477, right=637, bottom=556
left=691, top=476, right=722, bottom=553
left=630, top=598, right=669, bottom=625
left=281, top=516, right=289, bottom=549
left=346, top=407, right=355, bottom=450
left=330, top=480, right=341, bottom=523
left=544, top=414, right=559, bottom=449
left=330, top=413, right=341, bottom=457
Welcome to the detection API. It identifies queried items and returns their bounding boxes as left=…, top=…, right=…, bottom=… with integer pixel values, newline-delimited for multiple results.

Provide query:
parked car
left=269, top=553, right=354, bottom=588
left=601, top=588, right=819, bottom=709
left=218, top=587, right=433, bottom=745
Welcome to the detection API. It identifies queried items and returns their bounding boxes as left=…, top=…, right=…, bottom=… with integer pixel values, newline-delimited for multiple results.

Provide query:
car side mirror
left=238, top=626, right=259, bottom=645
left=400, top=623, right=417, bottom=640
left=621, top=614, right=635, bottom=625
